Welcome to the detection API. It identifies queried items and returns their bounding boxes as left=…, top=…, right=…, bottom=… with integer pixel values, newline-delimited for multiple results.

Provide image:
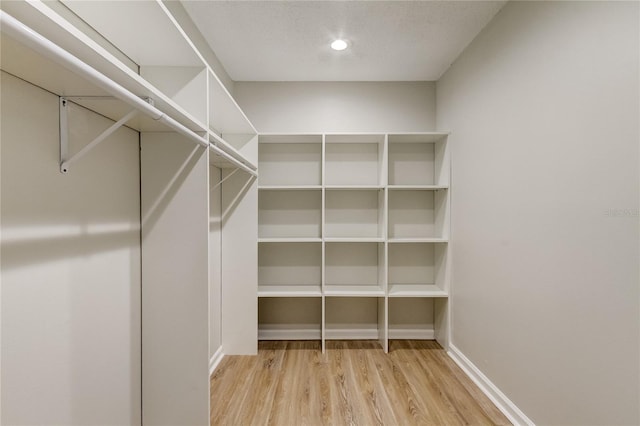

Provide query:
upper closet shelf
left=59, top=0, right=255, bottom=135
left=61, top=0, right=204, bottom=67
left=388, top=185, right=449, bottom=190
left=208, top=69, right=255, bottom=136
left=387, top=133, right=450, bottom=143
left=0, top=1, right=257, bottom=173
left=1, top=1, right=206, bottom=131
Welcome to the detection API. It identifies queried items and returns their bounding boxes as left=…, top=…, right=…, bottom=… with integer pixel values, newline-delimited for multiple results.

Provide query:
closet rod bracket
left=210, top=167, right=240, bottom=191
left=59, top=96, right=152, bottom=173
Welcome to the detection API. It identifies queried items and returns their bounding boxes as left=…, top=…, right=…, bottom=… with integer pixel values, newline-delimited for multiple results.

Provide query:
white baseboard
left=388, top=328, right=435, bottom=340
left=448, top=344, right=534, bottom=426
left=209, top=346, right=224, bottom=377
left=258, top=328, right=321, bottom=340
left=324, top=328, right=379, bottom=340
left=259, top=327, right=383, bottom=341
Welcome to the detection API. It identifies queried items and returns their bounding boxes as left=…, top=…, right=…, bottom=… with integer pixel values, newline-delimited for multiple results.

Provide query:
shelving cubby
left=325, top=134, right=386, bottom=187
left=388, top=133, right=449, bottom=187
left=324, top=242, right=386, bottom=296
left=325, top=297, right=386, bottom=345
left=388, top=242, right=448, bottom=297
left=388, top=188, right=449, bottom=241
left=388, top=297, right=445, bottom=340
left=259, top=297, right=322, bottom=341
left=258, top=189, right=322, bottom=240
left=258, top=135, right=323, bottom=187
left=258, top=242, right=322, bottom=297
left=324, top=189, right=385, bottom=239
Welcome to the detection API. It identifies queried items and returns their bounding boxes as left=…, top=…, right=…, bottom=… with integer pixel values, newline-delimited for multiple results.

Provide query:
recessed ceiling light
left=331, top=39, right=348, bottom=51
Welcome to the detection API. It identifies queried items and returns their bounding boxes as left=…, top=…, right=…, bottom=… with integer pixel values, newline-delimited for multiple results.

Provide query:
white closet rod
left=0, top=10, right=257, bottom=177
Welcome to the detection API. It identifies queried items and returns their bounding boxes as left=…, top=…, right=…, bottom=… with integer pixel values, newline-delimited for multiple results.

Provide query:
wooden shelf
left=259, top=186, right=323, bottom=190
left=208, top=69, right=256, bottom=135
left=258, top=325, right=322, bottom=341
left=324, top=237, right=385, bottom=243
left=388, top=237, right=449, bottom=243
left=259, top=134, right=322, bottom=143
left=388, top=284, right=448, bottom=298
left=325, top=185, right=384, bottom=190
left=388, top=185, right=448, bottom=190
left=388, top=133, right=449, bottom=143
left=324, top=285, right=385, bottom=297
left=258, top=285, right=322, bottom=297
left=258, top=237, right=322, bottom=243
left=0, top=20, right=206, bottom=134
left=60, top=0, right=204, bottom=67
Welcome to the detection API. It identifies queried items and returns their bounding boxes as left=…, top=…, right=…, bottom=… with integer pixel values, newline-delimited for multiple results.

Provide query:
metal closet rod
left=0, top=11, right=257, bottom=178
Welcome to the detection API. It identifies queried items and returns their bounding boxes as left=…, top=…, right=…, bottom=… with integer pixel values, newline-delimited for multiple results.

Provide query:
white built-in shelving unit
left=258, top=133, right=451, bottom=352
left=0, top=1, right=258, bottom=424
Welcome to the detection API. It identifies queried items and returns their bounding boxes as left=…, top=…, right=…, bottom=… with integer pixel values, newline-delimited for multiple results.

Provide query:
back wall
left=235, top=81, right=436, bottom=133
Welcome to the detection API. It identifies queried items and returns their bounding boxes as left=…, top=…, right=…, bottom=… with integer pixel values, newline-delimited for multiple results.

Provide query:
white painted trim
left=209, top=346, right=224, bottom=377
left=447, top=344, right=535, bottom=426
left=388, top=328, right=435, bottom=340
left=324, top=329, right=379, bottom=340
left=258, top=328, right=321, bottom=340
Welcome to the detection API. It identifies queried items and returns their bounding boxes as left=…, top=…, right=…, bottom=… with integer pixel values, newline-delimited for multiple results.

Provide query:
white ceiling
left=182, top=1, right=506, bottom=82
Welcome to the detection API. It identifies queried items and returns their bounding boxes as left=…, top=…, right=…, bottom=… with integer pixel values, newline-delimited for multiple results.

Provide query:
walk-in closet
left=1, top=1, right=638, bottom=425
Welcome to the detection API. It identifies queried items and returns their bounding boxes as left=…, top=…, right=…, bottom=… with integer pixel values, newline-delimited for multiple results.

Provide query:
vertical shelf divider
left=321, top=134, right=326, bottom=353
left=382, top=134, right=389, bottom=353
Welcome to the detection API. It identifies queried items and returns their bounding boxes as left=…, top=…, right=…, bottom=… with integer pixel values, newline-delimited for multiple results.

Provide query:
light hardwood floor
left=210, top=340, right=511, bottom=426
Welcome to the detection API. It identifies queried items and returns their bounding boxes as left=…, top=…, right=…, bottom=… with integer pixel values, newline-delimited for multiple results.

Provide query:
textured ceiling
left=182, top=1, right=506, bottom=82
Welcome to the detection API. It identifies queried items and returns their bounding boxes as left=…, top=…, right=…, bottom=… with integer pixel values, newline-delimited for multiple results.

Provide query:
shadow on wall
left=141, top=143, right=205, bottom=234
left=1, top=225, right=139, bottom=271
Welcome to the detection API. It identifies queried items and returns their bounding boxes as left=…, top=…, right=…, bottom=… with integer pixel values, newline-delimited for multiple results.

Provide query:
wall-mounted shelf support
left=210, top=167, right=240, bottom=191
left=59, top=96, right=142, bottom=173
left=0, top=11, right=257, bottom=177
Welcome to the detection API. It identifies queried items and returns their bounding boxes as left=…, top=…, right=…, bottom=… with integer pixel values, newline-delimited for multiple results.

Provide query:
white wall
left=436, top=2, right=639, bottom=425
left=221, top=166, right=258, bottom=355
left=140, top=134, right=210, bottom=425
left=235, top=81, right=436, bottom=133
left=210, top=167, right=222, bottom=357
left=1, top=72, right=141, bottom=425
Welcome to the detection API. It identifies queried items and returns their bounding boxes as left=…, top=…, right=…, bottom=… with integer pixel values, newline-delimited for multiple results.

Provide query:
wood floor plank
left=211, top=340, right=511, bottom=426
left=389, top=340, right=451, bottom=425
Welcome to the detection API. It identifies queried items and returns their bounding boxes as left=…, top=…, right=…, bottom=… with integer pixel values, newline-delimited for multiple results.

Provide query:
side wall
left=0, top=72, right=141, bottom=425
left=436, top=2, right=639, bottom=424
left=234, top=81, right=436, bottom=133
